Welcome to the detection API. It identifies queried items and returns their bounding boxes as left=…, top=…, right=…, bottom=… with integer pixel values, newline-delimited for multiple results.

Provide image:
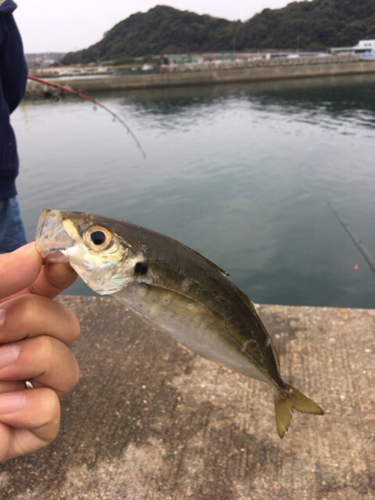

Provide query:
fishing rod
left=327, top=202, right=375, bottom=275
left=27, top=74, right=146, bottom=159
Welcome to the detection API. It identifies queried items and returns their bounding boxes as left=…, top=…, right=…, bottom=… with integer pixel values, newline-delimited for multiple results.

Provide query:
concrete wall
left=55, top=60, right=375, bottom=93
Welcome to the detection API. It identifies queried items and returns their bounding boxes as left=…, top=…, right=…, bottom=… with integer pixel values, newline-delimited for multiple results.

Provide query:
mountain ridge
left=62, top=1, right=375, bottom=64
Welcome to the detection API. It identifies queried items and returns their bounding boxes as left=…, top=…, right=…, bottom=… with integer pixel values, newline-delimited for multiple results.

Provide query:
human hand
left=0, top=243, right=80, bottom=461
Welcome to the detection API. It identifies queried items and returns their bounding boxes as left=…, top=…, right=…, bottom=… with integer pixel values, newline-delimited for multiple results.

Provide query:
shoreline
left=26, top=58, right=375, bottom=97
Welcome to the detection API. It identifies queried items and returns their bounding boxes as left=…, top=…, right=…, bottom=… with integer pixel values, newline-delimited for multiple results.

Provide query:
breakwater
left=26, top=56, right=375, bottom=97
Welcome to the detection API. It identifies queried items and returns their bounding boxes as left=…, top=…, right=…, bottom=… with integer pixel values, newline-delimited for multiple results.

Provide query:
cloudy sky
left=14, top=0, right=297, bottom=53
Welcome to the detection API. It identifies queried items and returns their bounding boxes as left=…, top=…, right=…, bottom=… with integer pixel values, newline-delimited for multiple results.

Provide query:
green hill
left=62, top=6, right=238, bottom=64
left=62, top=1, right=375, bottom=64
left=237, top=0, right=375, bottom=51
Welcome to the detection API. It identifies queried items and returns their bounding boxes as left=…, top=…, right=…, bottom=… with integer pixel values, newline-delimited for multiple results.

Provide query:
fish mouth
left=35, top=209, right=76, bottom=262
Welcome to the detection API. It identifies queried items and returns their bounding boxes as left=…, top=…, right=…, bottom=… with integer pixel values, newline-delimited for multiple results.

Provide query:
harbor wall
left=26, top=58, right=375, bottom=96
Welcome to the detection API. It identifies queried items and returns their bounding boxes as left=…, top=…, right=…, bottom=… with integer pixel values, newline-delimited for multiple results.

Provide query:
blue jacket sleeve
left=0, top=2, right=27, bottom=199
left=0, top=7, right=28, bottom=114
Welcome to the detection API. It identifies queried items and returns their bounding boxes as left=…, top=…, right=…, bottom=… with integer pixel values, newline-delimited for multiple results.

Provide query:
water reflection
left=118, top=73, right=375, bottom=126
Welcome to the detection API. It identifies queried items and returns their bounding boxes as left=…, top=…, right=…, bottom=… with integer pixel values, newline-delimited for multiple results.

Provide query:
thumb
left=0, top=244, right=42, bottom=300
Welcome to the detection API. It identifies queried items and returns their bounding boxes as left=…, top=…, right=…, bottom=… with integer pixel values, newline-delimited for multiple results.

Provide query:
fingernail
left=0, top=393, right=26, bottom=414
left=0, top=344, right=20, bottom=369
left=0, top=308, right=5, bottom=328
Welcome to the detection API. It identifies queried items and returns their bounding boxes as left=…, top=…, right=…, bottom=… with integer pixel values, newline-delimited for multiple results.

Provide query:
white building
left=353, top=40, right=375, bottom=52
left=331, top=40, right=375, bottom=55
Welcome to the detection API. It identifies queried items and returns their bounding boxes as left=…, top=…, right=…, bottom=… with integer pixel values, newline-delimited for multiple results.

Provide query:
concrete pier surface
left=0, top=296, right=374, bottom=499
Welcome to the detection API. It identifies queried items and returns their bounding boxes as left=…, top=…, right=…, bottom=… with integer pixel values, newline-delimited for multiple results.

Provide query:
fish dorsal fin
left=189, top=248, right=230, bottom=276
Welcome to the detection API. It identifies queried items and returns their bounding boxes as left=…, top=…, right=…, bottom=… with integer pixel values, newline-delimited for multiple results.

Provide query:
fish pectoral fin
left=274, top=384, right=324, bottom=438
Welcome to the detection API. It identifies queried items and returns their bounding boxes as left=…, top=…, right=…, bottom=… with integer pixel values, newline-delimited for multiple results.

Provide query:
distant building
left=331, top=40, right=375, bottom=55
left=25, top=53, right=65, bottom=67
left=353, top=40, right=375, bottom=52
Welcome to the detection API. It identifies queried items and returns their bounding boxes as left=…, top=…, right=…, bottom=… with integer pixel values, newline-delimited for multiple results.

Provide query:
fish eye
left=85, top=225, right=113, bottom=250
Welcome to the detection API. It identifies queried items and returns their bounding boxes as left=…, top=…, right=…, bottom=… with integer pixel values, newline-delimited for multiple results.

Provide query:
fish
left=35, top=209, right=324, bottom=438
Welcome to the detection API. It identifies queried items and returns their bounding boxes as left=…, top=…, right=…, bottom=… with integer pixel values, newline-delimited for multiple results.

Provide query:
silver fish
left=36, top=209, right=324, bottom=437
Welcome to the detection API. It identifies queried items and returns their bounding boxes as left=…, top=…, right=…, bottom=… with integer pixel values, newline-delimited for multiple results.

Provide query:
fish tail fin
left=274, top=384, right=324, bottom=438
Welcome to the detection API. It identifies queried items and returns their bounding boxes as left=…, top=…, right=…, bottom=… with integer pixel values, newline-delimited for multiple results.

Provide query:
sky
left=14, top=0, right=297, bottom=54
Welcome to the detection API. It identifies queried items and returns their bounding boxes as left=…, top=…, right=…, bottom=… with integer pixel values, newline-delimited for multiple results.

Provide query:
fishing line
left=327, top=201, right=375, bottom=275
left=27, top=75, right=146, bottom=159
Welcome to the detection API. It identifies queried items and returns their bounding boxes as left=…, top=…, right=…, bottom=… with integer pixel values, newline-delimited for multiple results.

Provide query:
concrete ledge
left=0, top=297, right=374, bottom=499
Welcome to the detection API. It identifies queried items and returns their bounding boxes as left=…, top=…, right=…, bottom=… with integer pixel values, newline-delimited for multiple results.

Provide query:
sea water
left=13, top=74, right=375, bottom=307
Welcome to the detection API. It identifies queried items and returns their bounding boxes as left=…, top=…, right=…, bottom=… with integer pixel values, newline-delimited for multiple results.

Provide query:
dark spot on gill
left=134, top=260, right=148, bottom=276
